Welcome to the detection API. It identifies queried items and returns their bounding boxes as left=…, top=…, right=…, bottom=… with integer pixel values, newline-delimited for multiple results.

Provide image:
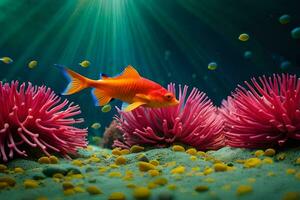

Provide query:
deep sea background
left=0, top=0, right=299, bottom=137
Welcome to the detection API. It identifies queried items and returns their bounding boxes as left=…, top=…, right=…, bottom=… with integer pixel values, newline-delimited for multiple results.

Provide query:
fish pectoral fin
left=123, top=101, right=146, bottom=112
left=135, top=93, right=151, bottom=101
left=91, top=88, right=112, bottom=106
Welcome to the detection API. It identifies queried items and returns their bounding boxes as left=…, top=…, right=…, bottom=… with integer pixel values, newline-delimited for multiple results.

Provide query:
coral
left=220, top=74, right=300, bottom=148
left=114, top=83, right=224, bottom=150
left=100, top=120, right=123, bottom=149
left=0, top=81, right=87, bottom=162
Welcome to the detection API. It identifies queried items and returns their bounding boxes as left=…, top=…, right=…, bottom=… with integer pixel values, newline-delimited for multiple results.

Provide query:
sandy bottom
left=1, top=146, right=300, bottom=200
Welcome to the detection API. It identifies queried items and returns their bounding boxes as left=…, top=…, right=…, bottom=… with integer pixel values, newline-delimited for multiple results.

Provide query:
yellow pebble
left=109, top=172, right=122, bottom=177
left=24, top=179, right=39, bottom=189
left=0, top=176, right=16, bottom=186
left=213, top=163, right=227, bottom=172
left=203, top=167, right=214, bottom=175
left=264, top=148, right=276, bottom=156
left=53, top=173, right=64, bottom=179
left=197, top=151, right=207, bottom=157
left=148, top=169, right=160, bottom=177
left=153, top=177, right=168, bottom=185
left=0, top=182, right=9, bottom=189
left=167, top=184, right=177, bottom=190
left=282, top=192, right=300, bottom=200
left=133, top=187, right=151, bottom=199
left=130, top=145, right=145, bottom=153
left=295, top=157, right=300, bottom=164
left=186, top=148, right=197, bottom=155
left=236, top=185, right=252, bottom=196
left=238, top=33, right=249, bottom=42
left=190, top=156, right=197, bottom=161
left=172, top=145, right=185, bottom=152
left=126, top=183, right=136, bottom=188
left=71, top=159, right=84, bottom=167
left=71, top=174, right=84, bottom=179
left=147, top=182, right=157, bottom=189
left=115, top=156, right=127, bottom=165
left=62, top=182, right=74, bottom=190
left=86, top=185, right=102, bottom=195
left=244, top=158, right=261, bottom=168
left=138, top=162, right=156, bottom=172
left=112, top=148, right=122, bottom=156
left=108, top=192, right=126, bottom=200
left=14, top=167, right=24, bottom=173
left=64, top=189, right=75, bottom=195
left=110, top=164, right=119, bottom=168
left=263, top=157, right=274, bottom=164
left=254, top=150, right=264, bottom=157
left=195, top=185, right=209, bottom=192
left=276, top=153, right=286, bottom=161
left=171, top=166, right=185, bottom=174
left=73, top=186, right=85, bottom=193
left=0, top=164, right=7, bottom=172
left=121, top=149, right=130, bottom=155
left=286, top=168, right=296, bottom=175
left=49, top=155, right=59, bottom=164
left=89, top=156, right=101, bottom=163
left=149, top=160, right=159, bottom=166
left=38, top=156, right=50, bottom=164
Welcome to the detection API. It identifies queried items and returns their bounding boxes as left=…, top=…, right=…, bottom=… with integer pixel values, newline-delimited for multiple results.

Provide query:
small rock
left=49, top=155, right=59, bottom=164
left=38, top=156, right=50, bottom=164
left=236, top=185, right=253, bottom=196
left=86, top=185, right=102, bottom=195
left=24, top=179, right=39, bottom=189
left=137, top=154, right=149, bottom=162
left=172, top=145, right=185, bottom=152
left=115, top=156, right=127, bottom=165
left=62, top=182, right=75, bottom=190
left=138, top=162, right=156, bottom=172
left=130, top=145, right=145, bottom=153
left=133, top=187, right=151, bottom=199
left=42, top=167, right=67, bottom=177
left=195, top=185, right=209, bottom=192
left=264, top=148, right=276, bottom=156
left=108, top=192, right=126, bottom=200
left=0, top=164, right=8, bottom=172
left=0, top=176, right=16, bottom=186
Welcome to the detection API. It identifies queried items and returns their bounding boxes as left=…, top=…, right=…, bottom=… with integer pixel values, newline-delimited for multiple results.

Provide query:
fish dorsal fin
left=118, top=65, right=140, bottom=79
left=91, top=88, right=113, bottom=106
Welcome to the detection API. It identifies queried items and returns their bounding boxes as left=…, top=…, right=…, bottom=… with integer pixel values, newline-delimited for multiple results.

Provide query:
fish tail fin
left=55, top=64, right=90, bottom=95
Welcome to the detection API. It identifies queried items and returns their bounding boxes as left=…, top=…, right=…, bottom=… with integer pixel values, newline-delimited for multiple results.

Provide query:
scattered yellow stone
left=153, top=177, right=168, bottom=186
left=244, top=158, right=261, bottom=168
left=64, top=189, right=75, bottom=195
left=38, top=156, right=50, bottom=164
left=109, top=172, right=122, bottom=177
left=112, top=148, right=122, bottom=156
left=138, top=162, right=156, bottom=172
left=24, top=179, right=39, bottom=189
left=53, top=173, right=64, bottom=179
left=14, top=167, right=24, bottom=173
left=70, top=174, right=84, bottom=179
left=62, top=182, right=74, bottom=190
left=286, top=168, right=296, bottom=175
left=195, top=185, right=209, bottom=192
left=264, top=148, right=276, bottom=156
left=295, top=157, right=300, bottom=164
left=115, top=156, right=127, bottom=165
left=197, top=151, right=207, bottom=157
left=167, top=184, right=177, bottom=190
left=0, top=182, right=9, bottom=189
left=247, top=178, right=256, bottom=183
left=171, top=166, right=185, bottom=174
left=147, top=182, right=158, bottom=189
left=74, top=186, right=85, bottom=193
left=0, top=164, right=7, bottom=172
left=71, top=159, right=84, bottom=167
left=130, top=145, right=145, bottom=153
left=192, top=167, right=200, bottom=171
left=254, top=150, right=264, bottom=157
left=110, top=164, right=120, bottom=168
left=148, top=169, right=160, bottom=177
left=276, top=153, right=286, bottom=161
left=133, top=187, right=151, bottom=199
left=263, top=157, right=274, bottom=164
left=86, top=185, right=102, bottom=195
left=89, top=156, right=101, bottom=163
left=172, top=145, right=185, bottom=152
left=236, top=185, right=253, bottom=196
left=98, top=167, right=108, bottom=174
left=235, top=159, right=245, bottom=164
left=282, top=192, right=300, bottom=200
left=214, top=163, right=227, bottom=172
left=0, top=176, right=16, bottom=186
left=149, top=160, right=159, bottom=166
left=49, top=155, right=59, bottom=164
left=190, top=156, right=197, bottom=161
left=126, top=183, right=136, bottom=188
left=203, top=167, right=214, bottom=175
left=108, top=192, right=126, bottom=200
left=186, top=148, right=197, bottom=155
left=121, top=149, right=130, bottom=155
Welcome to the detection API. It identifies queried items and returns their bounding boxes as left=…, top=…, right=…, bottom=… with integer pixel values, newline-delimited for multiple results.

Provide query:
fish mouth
left=173, top=99, right=180, bottom=105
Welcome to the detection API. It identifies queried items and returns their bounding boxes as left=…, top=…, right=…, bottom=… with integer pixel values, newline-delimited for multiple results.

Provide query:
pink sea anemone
left=0, top=81, right=87, bottom=162
left=113, top=83, right=224, bottom=150
left=220, top=74, right=300, bottom=148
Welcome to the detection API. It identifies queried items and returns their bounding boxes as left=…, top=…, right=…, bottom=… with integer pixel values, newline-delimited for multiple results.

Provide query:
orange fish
left=58, top=65, right=179, bottom=112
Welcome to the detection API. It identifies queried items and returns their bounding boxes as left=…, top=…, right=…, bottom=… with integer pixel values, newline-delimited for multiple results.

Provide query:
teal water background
left=0, top=0, right=299, bottom=136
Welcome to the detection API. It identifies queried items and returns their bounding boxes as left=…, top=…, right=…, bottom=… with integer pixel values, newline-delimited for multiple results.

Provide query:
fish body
left=58, top=65, right=179, bottom=112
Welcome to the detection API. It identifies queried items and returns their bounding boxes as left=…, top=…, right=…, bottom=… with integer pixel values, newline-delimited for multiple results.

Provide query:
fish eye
left=164, top=93, right=173, bottom=100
